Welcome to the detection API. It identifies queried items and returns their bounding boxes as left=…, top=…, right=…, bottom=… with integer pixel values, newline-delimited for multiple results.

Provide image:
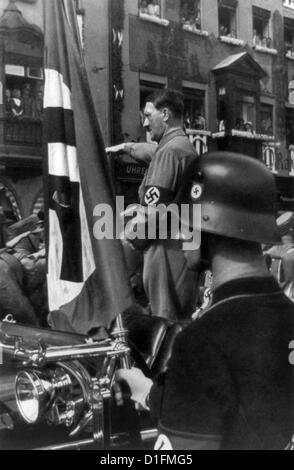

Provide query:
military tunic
left=150, top=276, right=294, bottom=449
left=138, top=128, right=198, bottom=320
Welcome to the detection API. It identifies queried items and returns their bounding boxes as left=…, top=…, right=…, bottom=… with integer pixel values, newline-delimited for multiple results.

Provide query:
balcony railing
left=186, top=129, right=211, bottom=155
left=0, top=117, right=42, bottom=147
left=262, top=142, right=281, bottom=174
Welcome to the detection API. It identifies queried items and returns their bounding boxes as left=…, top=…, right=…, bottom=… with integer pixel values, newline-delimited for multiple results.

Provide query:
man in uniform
left=108, top=89, right=198, bottom=320
left=134, top=89, right=198, bottom=320
left=117, top=152, right=294, bottom=450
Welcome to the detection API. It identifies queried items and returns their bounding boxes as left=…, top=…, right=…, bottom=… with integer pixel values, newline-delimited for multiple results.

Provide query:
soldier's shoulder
left=160, top=137, right=195, bottom=160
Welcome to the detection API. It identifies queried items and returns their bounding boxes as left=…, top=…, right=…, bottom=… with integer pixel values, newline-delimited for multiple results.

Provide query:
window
left=139, top=0, right=162, bottom=18
left=236, top=94, right=256, bottom=131
left=139, top=1, right=169, bottom=26
left=285, top=17, right=294, bottom=57
left=252, top=6, right=272, bottom=48
left=218, top=0, right=238, bottom=38
left=260, top=103, right=273, bottom=135
left=140, top=81, right=165, bottom=110
left=289, top=73, right=294, bottom=104
left=183, top=88, right=206, bottom=130
left=286, top=109, right=294, bottom=147
left=180, top=0, right=201, bottom=30
left=4, top=65, right=44, bottom=119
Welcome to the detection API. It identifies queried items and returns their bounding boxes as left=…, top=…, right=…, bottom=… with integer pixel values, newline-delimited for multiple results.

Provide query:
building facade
left=0, top=0, right=293, bottom=224
left=107, top=0, right=294, bottom=207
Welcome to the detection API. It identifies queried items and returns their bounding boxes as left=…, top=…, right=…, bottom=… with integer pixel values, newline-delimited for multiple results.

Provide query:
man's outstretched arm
left=106, top=142, right=157, bottom=164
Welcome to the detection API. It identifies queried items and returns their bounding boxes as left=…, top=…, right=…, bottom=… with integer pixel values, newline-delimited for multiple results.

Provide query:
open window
left=139, top=1, right=169, bottom=26
left=285, top=17, right=294, bottom=58
left=139, top=0, right=162, bottom=18
left=236, top=94, right=256, bottom=132
left=286, top=109, right=294, bottom=147
left=183, top=88, right=206, bottom=131
left=252, top=6, right=272, bottom=49
left=218, top=0, right=237, bottom=38
left=260, top=103, right=273, bottom=136
left=4, top=65, right=44, bottom=120
left=180, top=0, right=201, bottom=31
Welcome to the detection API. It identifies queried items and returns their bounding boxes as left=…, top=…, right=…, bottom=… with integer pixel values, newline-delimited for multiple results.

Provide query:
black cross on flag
left=44, top=0, right=133, bottom=333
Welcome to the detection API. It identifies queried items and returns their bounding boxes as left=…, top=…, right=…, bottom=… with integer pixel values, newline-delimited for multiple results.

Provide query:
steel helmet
left=177, top=151, right=281, bottom=244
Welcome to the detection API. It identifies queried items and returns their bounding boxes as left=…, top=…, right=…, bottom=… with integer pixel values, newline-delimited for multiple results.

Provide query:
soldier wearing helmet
left=117, top=152, right=294, bottom=450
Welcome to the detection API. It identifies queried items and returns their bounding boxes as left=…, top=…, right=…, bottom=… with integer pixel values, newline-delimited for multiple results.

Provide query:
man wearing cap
left=117, top=152, right=294, bottom=450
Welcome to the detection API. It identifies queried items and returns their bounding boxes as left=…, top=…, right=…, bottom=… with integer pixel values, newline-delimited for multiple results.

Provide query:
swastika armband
left=143, top=185, right=174, bottom=206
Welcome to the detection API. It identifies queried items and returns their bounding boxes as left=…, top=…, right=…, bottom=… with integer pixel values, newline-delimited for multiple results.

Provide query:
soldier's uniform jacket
left=135, top=128, right=198, bottom=320
left=150, top=276, right=294, bottom=449
left=138, top=128, right=195, bottom=206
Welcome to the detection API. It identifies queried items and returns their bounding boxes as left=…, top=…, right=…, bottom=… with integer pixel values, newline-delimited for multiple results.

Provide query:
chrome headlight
left=15, top=370, right=54, bottom=424
left=15, top=363, right=88, bottom=428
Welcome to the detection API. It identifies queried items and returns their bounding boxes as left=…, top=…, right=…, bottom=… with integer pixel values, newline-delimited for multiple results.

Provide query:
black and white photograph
left=0, top=0, right=294, bottom=452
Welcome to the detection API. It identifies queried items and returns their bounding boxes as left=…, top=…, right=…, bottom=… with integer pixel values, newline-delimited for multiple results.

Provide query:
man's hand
left=115, top=367, right=153, bottom=409
left=105, top=143, right=126, bottom=154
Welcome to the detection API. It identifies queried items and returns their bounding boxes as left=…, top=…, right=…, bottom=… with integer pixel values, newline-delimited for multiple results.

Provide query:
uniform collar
left=212, top=276, right=281, bottom=305
left=157, top=127, right=186, bottom=151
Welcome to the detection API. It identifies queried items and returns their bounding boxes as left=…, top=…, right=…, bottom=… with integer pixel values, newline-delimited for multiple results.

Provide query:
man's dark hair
left=146, top=88, right=184, bottom=120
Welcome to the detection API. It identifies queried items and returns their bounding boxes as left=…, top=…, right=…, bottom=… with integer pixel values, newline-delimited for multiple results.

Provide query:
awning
left=213, top=52, right=267, bottom=79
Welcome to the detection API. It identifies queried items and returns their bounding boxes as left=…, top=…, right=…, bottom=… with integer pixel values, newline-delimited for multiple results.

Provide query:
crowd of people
left=233, top=117, right=273, bottom=135
left=139, top=0, right=202, bottom=31
left=234, top=117, right=254, bottom=133
left=5, top=84, right=44, bottom=120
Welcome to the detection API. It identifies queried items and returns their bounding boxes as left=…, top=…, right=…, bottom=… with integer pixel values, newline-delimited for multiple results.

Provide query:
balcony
left=2, top=117, right=42, bottom=146
left=0, top=117, right=42, bottom=167
left=211, top=129, right=275, bottom=160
